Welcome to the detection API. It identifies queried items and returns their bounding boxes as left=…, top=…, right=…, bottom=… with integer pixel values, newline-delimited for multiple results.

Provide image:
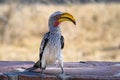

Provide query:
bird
left=33, top=11, right=76, bottom=76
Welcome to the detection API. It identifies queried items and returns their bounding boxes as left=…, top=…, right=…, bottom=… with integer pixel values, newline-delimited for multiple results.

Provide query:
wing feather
left=61, top=35, right=64, bottom=49
left=33, top=32, right=50, bottom=68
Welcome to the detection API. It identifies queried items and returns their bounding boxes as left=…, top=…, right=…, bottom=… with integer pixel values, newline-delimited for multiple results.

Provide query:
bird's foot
left=57, top=73, right=69, bottom=80
left=40, top=73, right=45, bottom=80
left=58, top=73, right=65, bottom=77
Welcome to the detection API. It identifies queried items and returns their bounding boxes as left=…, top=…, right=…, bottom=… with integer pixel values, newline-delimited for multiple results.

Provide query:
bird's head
left=48, top=11, right=76, bottom=29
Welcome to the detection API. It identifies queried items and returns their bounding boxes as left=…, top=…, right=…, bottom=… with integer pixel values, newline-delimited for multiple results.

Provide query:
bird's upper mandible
left=48, top=11, right=76, bottom=27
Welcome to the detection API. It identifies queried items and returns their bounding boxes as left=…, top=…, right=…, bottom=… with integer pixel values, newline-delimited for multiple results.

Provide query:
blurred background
left=0, top=0, right=120, bottom=62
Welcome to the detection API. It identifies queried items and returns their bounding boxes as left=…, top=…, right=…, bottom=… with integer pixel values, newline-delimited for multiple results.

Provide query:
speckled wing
left=33, top=32, right=50, bottom=68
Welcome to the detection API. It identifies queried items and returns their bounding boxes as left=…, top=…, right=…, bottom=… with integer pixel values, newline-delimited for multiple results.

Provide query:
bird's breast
left=48, top=33, right=61, bottom=48
left=43, top=33, right=61, bottom=64
left=48, top=36, right=61, bottom=50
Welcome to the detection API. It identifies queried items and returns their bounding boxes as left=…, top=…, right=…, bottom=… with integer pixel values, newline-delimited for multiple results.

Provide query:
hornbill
left=33, top=11, right=76, bottom=75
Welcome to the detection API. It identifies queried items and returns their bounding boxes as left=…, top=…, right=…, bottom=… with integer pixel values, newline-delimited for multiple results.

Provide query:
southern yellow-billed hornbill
left=34, top=11, right=76, bottom=75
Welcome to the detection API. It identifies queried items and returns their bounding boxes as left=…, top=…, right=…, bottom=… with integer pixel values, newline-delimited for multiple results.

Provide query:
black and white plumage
left=34, top=11, right=76, bottom=75
left=34, top=32, right=64, bottom=72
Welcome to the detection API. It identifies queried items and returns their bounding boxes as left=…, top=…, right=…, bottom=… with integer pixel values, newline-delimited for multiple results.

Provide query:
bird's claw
left=40, top=73, right=45, bottom=80
left=57, top=73, right=68, bottom=80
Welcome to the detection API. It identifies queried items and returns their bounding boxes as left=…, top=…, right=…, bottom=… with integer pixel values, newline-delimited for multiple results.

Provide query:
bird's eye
left=55, top=15, right=60, bottom=19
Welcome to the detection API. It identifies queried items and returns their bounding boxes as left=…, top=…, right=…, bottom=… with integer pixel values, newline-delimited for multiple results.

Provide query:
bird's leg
left=58, top=55, right=64, bottom=74
left=61, top=66, right=64, bottom=74
left=57, top=56, right=66, bottom=80
left=40, top=58, right=46, bottom=80
left=40, top=67, right=46, bottom=80
left=59, top=62, right=64, bottom=75
left=40, top=68, right=44, bottom=76
left=58, top=59, right=64, bottom=74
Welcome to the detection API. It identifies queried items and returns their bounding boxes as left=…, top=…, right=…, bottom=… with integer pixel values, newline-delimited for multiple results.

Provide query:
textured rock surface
left=0, top=0, right=119, bottom=4
left=0, top=61, right=120, bottom=80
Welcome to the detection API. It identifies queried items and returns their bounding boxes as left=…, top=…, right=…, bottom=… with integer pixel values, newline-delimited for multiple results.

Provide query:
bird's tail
left=33, top=60, right=41, bottom=69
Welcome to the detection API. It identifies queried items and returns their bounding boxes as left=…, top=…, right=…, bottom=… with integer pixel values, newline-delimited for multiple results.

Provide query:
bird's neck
left=49, top=26, right=61, bottom=34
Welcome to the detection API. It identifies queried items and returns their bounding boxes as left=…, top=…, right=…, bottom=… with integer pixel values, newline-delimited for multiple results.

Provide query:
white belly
left=43, top=41, right=61, bottom=64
